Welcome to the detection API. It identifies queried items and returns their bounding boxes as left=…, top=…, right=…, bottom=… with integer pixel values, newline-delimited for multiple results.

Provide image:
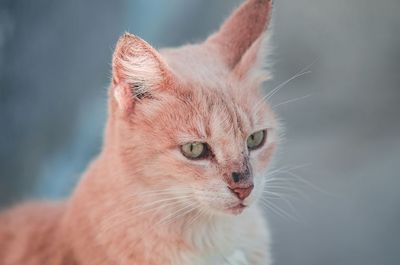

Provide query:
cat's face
left=116, top=75, right=277, bottom=215
left=109, top=0, right=275, bottom=216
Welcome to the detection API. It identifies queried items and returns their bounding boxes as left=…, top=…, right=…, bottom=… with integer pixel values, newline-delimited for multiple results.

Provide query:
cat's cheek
left=192, top=180, right=232, bottom=212
left=252, top=144, right=276, bottom=173
left=239, top=175, right=263, bottom=207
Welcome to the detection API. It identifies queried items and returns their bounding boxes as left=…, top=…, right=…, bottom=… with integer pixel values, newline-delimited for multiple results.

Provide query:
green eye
left=181, top=142, right=208, bottom=159
left=247, top=130, right=266, bottom=150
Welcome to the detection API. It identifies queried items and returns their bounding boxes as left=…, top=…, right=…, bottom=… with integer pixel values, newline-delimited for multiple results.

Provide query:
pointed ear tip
left=116, top=32, right=140, bottom=45
left=114, top=33, right=147, bottom=59
left=249, top=0, right=274, bottom=16
left=246, top=0, right=273, bottom=7
left=250, top=0, right=273, bottom=5
left=123, top=31, right=134, bottom=37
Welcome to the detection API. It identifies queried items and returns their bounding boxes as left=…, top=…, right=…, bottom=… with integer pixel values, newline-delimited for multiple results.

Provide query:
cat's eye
left=181, top=142, right=208, bottom=159
left=247, top=130, right=266, bottom=150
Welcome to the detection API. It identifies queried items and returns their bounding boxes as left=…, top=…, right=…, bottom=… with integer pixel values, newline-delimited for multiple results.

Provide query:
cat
left=0, top=0, right=278, bottom=264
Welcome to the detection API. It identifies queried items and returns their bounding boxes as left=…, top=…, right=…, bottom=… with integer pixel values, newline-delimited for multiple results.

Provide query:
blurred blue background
left=1, top=0, right=399, bottom=264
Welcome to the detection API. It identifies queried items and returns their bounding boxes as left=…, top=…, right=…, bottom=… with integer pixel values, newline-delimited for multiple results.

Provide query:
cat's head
left=108, top=0, right=277, bottom=216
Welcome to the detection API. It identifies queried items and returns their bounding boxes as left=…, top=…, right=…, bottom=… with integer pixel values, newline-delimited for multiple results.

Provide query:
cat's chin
left=207, top=202, right=250, bottom=216
left=199, top=202, right=248, bottom=217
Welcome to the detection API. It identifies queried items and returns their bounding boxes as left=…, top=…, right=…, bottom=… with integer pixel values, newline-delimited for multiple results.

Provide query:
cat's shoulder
left=0, top=201, right=66, bottom=263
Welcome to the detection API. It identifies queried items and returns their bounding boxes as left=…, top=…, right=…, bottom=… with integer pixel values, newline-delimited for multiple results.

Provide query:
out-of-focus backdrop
left=1, top=0, right=399, bottom=264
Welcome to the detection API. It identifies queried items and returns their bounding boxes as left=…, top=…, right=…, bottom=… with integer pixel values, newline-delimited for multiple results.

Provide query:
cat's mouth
left=226, top=203, right=247, bottom=215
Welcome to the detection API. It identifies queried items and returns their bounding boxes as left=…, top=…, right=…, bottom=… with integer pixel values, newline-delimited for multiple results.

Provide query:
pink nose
left=229, top=185, right=254, bottom=200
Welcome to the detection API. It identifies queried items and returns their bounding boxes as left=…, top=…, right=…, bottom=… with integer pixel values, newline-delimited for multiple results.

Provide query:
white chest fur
left=153, top=206, right=270, bottom=265
left=172, top=210, right=258, bottom=265
left=179, top=249, right=248, bottom=265
left=224, top=250, right=248, bottom=265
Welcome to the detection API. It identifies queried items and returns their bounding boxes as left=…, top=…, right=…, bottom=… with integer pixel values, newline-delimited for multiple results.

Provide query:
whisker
left=131, top=195, right=192, bottom=211
left=131, top=187, right=193, bottom=197
left=263, top=190, right=297, bottom=213
left=262, top=193, right=282, bottom=199
left=131, top=197, right=191, bottom=217
left=252, top=57, right=318, bottom=114
left=252, top=70, right=311, bottom=114
left=162, top=206, right=197, bottom=227
left=156, top=202, right=196, bottom=227
left=261, top=198, right=298, bottom=222
left=266, top=71, right=312, bottom=101
left=260, top=199, right=289, bottom=220
left=284, top=170, right=337, bottom=197
left=100, top=196, right=192, bottom=233
left=186, top=208, right=204, bottom=227
left=272, top=94, right=312, bottom=108
left=265, top=182, right=311, bottom=202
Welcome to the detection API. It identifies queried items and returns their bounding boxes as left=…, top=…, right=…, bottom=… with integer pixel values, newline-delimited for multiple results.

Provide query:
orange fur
left=0, top=1, right=278, bottom=264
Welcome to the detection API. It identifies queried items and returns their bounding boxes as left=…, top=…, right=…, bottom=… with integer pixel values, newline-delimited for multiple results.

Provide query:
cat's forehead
left=169, top=87, right=270, bottom=143
left=161, top=45, right=233, bottom=90
left=199, top=89, right=252, bottom=138
left=155, top=45, right=275, bottom=142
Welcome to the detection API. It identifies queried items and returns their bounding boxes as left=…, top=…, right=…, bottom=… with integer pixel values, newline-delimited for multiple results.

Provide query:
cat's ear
left=111, top=33, right=174, bottom=111
left=206, top=0, right=273, bottom=79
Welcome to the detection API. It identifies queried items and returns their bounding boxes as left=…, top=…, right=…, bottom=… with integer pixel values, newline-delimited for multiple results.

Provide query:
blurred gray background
left=0, top=0, right=399, bottom=264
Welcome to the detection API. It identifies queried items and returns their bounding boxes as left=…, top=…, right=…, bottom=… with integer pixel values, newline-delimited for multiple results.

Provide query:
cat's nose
left=229, top=184, right=254, bottom=200
left=232, top=171, right=247, bottom=183
left=229, top=170, right=254, bottom=199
